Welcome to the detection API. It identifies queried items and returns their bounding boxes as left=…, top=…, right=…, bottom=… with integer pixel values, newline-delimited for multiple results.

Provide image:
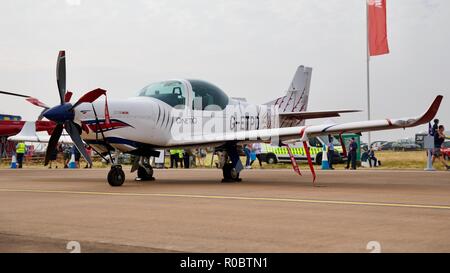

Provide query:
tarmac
left=0, top=167, right=449, bottom=253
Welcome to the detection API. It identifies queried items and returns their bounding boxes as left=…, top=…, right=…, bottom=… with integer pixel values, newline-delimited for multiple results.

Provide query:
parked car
left=442, top=141, right=450, bottom=160
left=380, top=141, right=395, bottom=151
left=391, top=142, right=421, bottom=151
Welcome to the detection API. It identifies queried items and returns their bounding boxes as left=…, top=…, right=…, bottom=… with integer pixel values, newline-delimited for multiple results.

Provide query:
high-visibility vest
left=16, top=143, right=26, bottom=154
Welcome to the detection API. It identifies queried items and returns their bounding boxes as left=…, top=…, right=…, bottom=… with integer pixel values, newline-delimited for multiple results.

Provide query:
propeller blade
left=44, top=123, right=64, bottom=166
left=25, top=97, right=49, bottom=109
left=64, top=120, right=92, bottom=166
left=64, top=91, right=73, bottom=102
left=70, top=88, right=106, bottom=110
left=0, top=90, right=30, bottom=98
left=0, top=90, right=49, bottom=109
left=56, top=50, right=66, bottom=104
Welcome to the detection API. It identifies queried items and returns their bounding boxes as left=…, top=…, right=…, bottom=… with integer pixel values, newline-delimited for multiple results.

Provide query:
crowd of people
left=168, top=144, right=265, bottom=170
left=12, top=142, right=93, bottom=169
left=169, top=148, right=208, bottom=169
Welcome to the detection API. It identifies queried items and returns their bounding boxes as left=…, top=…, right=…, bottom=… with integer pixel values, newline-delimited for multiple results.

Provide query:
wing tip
left=416, top=95, right=444, bottom=125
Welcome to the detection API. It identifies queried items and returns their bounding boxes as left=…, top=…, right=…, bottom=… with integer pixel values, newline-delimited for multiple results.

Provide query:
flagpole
left=366, top=1, right=372, bottom=148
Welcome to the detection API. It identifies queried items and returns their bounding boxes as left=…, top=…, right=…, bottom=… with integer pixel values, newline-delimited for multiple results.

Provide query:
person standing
left=244, top=144, right=252, bottom=169
left=432, top=125, right=450, bottom=170
left=84, top=145, right=92, bottom=168
left=178, top=149, right=184, bottom=168
left=345, top=138, right=357, bottom=170
left=63, top=145, right=71, bottom=168
left=170, top=149, right=178, bottom=168
left=15, top=141, right=26, bottom=168
left=198, top=148, right=207, bottom=168
left=252, top=143, right=263, bottom=168
left=327, top=135, right=335, bottom=170
left=183, top=150, right=190, bottom=169
left=71, top=145, right=81, bottom=168
left=432, top=119, right=439, bottom=136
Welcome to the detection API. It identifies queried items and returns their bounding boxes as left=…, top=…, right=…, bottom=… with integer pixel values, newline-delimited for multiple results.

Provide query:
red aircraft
left=0, top=90, right=57, bottom=137
left=0, top=119, right=55, bottom=137
left=0, top=114, right=55, bottom=158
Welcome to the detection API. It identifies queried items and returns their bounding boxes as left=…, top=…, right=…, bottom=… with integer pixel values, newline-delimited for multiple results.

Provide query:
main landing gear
left=133, top=156, right=155, bottom=182
left=222, top=162, right=241, bottom=183
left=107, top=165, right=125, bottom=187
left=220, top=143, right=243, bottom=183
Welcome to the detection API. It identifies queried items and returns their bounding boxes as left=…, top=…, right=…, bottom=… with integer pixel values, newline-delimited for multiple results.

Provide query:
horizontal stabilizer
left=279, top=109, right=361, bottom=120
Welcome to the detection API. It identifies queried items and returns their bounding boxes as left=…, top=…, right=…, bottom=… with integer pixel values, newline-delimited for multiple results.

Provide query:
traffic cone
left=68, top=152, right=77, bottom=169
left=10, top=154, right=17, bottom=169
left=321, top=146, right=330, bottom=170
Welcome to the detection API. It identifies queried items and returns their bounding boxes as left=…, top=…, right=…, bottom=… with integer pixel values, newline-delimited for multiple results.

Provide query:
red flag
left=368, top=0, right=389, bottom=56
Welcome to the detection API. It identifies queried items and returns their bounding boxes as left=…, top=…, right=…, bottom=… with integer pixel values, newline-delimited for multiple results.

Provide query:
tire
left=108, top=166, right=125, bottom=187
left=137, top=166, right=154, bottom=181
left=222, top=163, right=240, bottom=182
left=315, top=153, right=322, bottom=165
left=266, top=154, right=278, bottom=164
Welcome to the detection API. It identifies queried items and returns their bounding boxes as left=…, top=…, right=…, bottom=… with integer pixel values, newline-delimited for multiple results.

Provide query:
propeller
left=1, top=50, right=107, bottom=166
left=41, top=51, right=107, bottom=166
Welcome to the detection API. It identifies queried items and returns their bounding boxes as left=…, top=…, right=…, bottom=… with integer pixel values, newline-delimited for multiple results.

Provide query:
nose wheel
left=107, top=165, right=125, bottom=186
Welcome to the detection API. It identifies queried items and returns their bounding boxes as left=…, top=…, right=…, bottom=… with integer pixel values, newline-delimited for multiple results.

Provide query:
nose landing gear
left=220, top=143, right=244, bottom=183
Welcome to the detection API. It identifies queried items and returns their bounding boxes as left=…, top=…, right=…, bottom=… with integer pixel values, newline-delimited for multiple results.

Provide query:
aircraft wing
left=279, top=109, right=361, bottom=120
left=7, top=121, right=73, bottom=144
left=169, top=95, right=443, bottom=147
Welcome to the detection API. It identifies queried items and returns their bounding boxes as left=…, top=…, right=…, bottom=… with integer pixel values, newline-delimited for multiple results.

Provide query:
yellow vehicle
left=259, top=136, right=346, bottom=165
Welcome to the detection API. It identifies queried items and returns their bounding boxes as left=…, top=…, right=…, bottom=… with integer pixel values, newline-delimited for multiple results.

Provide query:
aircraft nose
left=43, top=104, right=75, bottom=123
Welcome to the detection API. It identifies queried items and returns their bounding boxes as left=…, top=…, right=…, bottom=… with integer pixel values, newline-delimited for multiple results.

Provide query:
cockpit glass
left=188, top=80, right=229, bottom=110
left=138, top=80, right=186, bottom=108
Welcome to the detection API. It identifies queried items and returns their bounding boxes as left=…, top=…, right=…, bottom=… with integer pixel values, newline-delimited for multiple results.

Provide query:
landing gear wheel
left=108, top=165, right=125, bottom=187
left=136, top=165, right=155, bottom=181
left=222, top=163, right=241, bottom=183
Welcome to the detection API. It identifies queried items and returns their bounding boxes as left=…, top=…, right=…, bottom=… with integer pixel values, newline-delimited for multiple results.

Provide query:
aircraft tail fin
left=8, top=121, right=39, bottom=142
left=265, top=66, right=313, bottom=127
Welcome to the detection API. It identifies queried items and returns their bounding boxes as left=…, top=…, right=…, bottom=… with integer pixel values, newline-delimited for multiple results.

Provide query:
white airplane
left=1, top=51, right=444, bottom=186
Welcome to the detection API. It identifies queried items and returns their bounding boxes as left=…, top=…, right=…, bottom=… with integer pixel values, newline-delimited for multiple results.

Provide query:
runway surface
left=0, top=168, right=449, bottom=253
